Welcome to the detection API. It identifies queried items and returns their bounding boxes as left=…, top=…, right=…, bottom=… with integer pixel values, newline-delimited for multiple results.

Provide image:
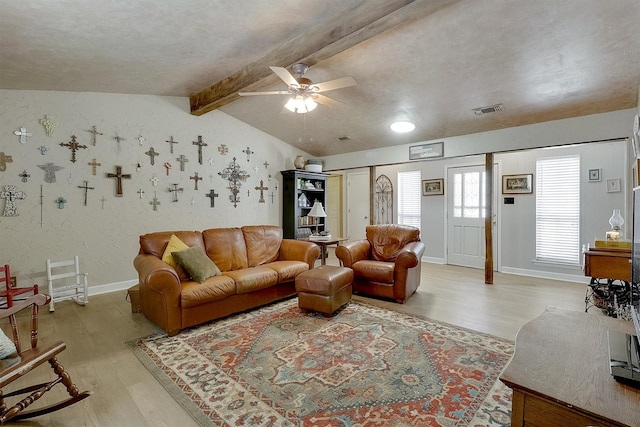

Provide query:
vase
left=294, top=155, right=305, bottom=169
left=609, top=209, right=624, bottom=230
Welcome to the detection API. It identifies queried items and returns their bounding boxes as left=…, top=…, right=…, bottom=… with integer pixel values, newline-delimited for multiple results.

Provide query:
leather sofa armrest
left=279, top=239, right=321, bottom=269
left=335, top=240, right=371, bottom=267
left=395, top=241, right=426, bottom=270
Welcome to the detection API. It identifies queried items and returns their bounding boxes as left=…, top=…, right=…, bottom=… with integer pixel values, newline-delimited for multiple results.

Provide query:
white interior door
left=446, top=165, right=497, bottom=269
left=347, top=171, right=370, bottom=241
left=327, top=175, right=343, bottom=237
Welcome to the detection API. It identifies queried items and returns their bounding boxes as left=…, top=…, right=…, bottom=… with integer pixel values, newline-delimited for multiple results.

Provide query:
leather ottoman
left=295, top=265, right=353, bottom=315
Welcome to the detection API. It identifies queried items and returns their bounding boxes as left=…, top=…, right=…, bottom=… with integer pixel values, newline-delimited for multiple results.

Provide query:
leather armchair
left=335, top=224, right=425, bottom=303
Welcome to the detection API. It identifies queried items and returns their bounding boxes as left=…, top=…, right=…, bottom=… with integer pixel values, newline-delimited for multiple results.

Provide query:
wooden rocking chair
left=0, top=294, right=91, bottom=424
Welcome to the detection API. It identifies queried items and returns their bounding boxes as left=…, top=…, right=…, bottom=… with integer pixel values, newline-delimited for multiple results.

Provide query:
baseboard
left=88, top=279, right=138, bottom=296
left=499, top=266, right=589, bottom=284
left=422, top=256, right=444, bottom=264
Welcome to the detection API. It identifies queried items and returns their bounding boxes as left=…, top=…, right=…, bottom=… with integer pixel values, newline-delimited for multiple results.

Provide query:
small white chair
left=46, top=256, right=89, bottom=312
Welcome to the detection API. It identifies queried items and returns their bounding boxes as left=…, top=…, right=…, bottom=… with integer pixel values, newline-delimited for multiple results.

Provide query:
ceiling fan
left=238, top=63, right=357, bottom=113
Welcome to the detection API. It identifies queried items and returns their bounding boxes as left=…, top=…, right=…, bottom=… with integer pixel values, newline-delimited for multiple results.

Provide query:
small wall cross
left=255, top=180, right=269, bottom=203
left=150, top=175, right=159, bottom=186
left=78, top=180, right=94, bottom=206
left=166, top=136, right=179, bottom=153
left=106, top=165, right=132, bottom=197
left=0, top=152, right=13, bottom=171
left=86, top=126, right=103, bottom=145
left=168, top=184, right=184, bottom=202
left=18, top=170, right=30, bottom=183
left=193, top=135, right=208, bottom=165
left=176, top=155, right=189, bottom=171
left=55, top=196, right=67, bottom=209
left=145, top=147, right=159, bottom=165
left=137, top=188, right=145, bottom=199
left=190, top=172, right=202, bottom=190
left=243, top=146, right=254, bottom=162
left=163, top=162, right=172, bottom=176
left=263, top=161, right=269, bottom=169
left=60, top=135, right=88, bottom=163
left=149, top=192, right=161, bottom=211
left=38, top=162, right=64, bottom=183
left=88, top=158, right=101, bottom=175
left=40, top=115, right=58, bottom=137
left=113, top=134, right=125, bottom=144
left=1, top=185, right=26, bottom=216
left=206, top=189, right=219, bottom=207
left=218, top=144, right=228, bottom=155
left=14, top=127, right=32, bottom=144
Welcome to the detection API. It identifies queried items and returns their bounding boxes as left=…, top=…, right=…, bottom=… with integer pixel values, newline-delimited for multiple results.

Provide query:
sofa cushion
left=203, top=227, right=248, bottom=272
left=352, top=260, right=394, bottom=284
left=161, top=234, right=190, bottom=279
left=264, top=261, right=309, bottom=283
left=366, top=225, right=420, bottom=262
left=180, top=275, right=236, bottom=308
left=139, top=231, right=204, bottom=258
left=242, top=225, right=282, bottom=267
left=173, top=246, right=222, bottom=283
left=223, top=267, right=278, bottom=294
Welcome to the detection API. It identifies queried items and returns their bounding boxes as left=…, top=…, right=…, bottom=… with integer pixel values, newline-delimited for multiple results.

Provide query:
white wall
left=0, top=90, right=309, bottom=292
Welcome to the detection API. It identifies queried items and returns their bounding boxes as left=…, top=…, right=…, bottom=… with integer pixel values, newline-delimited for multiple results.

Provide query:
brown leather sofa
left=134, top=225, right=320, bottom=335
left=335, top=224, right=425, bottom=303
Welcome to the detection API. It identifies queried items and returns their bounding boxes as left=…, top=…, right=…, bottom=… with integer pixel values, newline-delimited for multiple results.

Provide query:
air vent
left=336, top=135, right=351, bottom=142
left=473, top=103, right=504, bottom=116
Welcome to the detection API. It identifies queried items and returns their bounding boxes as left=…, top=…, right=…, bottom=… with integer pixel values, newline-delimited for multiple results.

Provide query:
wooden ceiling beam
left=189, top=0, right=457, bottom=116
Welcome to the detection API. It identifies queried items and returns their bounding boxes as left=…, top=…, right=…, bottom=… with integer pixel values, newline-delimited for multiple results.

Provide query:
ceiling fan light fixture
left=390, top=121, right=415, bottom=133
left=285, top=95, right=317, bottom=113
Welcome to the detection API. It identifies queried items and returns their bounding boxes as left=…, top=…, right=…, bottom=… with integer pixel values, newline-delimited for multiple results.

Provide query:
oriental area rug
left=128, top=299, right=514, bottom=427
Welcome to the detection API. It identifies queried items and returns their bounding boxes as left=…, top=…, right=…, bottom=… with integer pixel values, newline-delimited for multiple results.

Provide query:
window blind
left=398, top=170, right=421, bottom=230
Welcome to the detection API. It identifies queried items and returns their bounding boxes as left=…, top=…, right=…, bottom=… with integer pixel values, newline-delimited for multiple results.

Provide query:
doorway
left=346, top=170, right=370, bottom=241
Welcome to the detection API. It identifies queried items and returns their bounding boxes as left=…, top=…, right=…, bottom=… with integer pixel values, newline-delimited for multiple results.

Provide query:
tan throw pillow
left=172, top=246, right=221, bottom=283
left=162, top=235, right=191, bottom=280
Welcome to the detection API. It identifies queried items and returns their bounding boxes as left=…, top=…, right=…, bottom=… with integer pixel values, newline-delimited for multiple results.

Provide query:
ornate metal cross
left=78, top=180, right=94, bottom=206
left=193, top=135, right=208, bottom=165
left=255, top=180, right=268, bottom=203
left=205, top=189, right=219, bottom=207
left=86, top=126, right=103, bottom=145
left=145, top=147, right=159, bottom=165
left=14, top=127, right=32, bottom=144
left=0, top=152, right=12, bottom=171
left=190, top=172, right=202, bottom=190
left=168, top=184, right=183, bottom=202
left=166, top=136, right=179, bottom=153
left=243, top=146, right=254, bottom=162
left=218, top=157, right=249, bottom=208
left=38, top=162, right=64, bottom=183
left=40, top=115, right=58, bottom=137
left=59, top=135, right=88, bottom=163
left=1, top=185, right=26, bottom=216
left=88, top=158, right=101, bottom=175
left=176, top=155, right=189, bottom=171
left=106, top=165, right=132, bottom=197
left=149, top=192, right=160, bottom=211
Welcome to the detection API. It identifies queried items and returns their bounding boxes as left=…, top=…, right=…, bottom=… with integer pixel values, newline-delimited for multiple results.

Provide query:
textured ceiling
left=1, top=0, right=639, bottom=157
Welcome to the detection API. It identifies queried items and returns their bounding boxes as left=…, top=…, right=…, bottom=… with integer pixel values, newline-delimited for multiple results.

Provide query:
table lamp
left=308, top=201, right=327, bottom=236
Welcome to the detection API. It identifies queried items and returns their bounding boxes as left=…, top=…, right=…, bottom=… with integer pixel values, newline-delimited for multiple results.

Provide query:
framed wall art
left=588, top=168, right=601, bottom=182
left=502, top=174, right=533, bottom=194
left=607, top=178, right=621, bottom=193
left=409, top=142, right=444, bottom=160
left=422, top=178, right=444, bottom=196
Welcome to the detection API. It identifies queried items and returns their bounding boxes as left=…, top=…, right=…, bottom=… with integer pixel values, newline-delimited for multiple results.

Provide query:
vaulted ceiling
left=2, top=0, right=639, bottom=157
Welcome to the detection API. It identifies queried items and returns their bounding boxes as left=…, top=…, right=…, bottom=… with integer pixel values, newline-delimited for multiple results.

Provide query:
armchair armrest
left=279, top=239, right=321, bottom=269
left=395, top=241, right=426, bottom=270
left=335, top=240, right=371, bottom=267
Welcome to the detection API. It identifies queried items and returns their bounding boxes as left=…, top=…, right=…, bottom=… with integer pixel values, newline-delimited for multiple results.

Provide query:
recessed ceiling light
left=390, top=121, right=415, bottom=133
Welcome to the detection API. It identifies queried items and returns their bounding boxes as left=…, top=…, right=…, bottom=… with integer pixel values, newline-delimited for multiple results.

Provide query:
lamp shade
left=308, top=201, right=326, bottom=218
left=285, top=95, right=317, bottom=113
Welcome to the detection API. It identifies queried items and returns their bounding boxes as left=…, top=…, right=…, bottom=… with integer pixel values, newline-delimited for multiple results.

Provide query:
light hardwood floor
left=2, top=255, right=590, bottom=426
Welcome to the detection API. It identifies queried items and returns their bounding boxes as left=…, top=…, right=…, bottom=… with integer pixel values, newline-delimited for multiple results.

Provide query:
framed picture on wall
left=422, top=178, right=444, bottom=196
left=588, top=168, right=601, bottom=182
left=502, top=174, right=533, bottom=194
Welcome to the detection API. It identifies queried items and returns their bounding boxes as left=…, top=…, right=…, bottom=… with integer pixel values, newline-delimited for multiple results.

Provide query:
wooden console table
left=583, top=248, right=632, bottom=315
left=500, top=307, right=639, bottom=427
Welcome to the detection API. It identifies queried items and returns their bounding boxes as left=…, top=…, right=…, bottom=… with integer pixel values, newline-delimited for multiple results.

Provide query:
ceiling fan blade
left=269, top=66, right=299, bottom=87
left=312, top=76, right=357, bottom=93
left=238, top=90, right=291, bottom=96
left=314, top=94, right=345, bottom=108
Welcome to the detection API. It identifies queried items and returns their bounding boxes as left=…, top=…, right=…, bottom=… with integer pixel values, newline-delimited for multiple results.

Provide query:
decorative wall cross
left=149, top=192, right=160, bottom=211
left=78, top=180, right=94, bottom=206
left=38, top=162, right=64, bottom=183
left=106, top=165, right=132, bottom=197
left=205, top=189, right=219, bottom=207
left=255, top=180, right=268, bottom=203
left=14, top=127, right=32, bottom=144
left=163, top=162, right=172, bottom=176
left=166, top=136, right=179, bottom=153
left=243, top=146, right=254, bottom=162
left=100, top=196, right=107, bottom=210
left=88, top=158, right=101, bottom=175
left=263, top=161, right=269, bottom=169
left=113, top=134, right=125, bottom=144
left=0, top=152, right=13, bottom=172
left=176, top=154, right=189, bottom=171
left=168, top=184, right=183, bottom=202
left=18, top=170, right=30, bottom=183
left=40, top=115, right=58, bottom=137
left=38, top=145, right=48, bottom=155
left=270, top=192, right=275, bottom=204
left=145, top=147, right=159, bottom=165
left=1, top=185, right=26, bottom=216
left=55, top=196, right=67, bottom=209
left=59, top=135, right=87, bottom=163
left=137, top=134, right=146, bottom=146
left=218, top=144, right=228, bottom=155
left=193, top=135, right=208, bottom=165
left=218, top=157, right=250, bottom=208
left=150, top=175, right=159, bottom=186
left=137, top=189, right=145, bottom=199
left=190, top=172, right=202, bottom=190
left=86, top=126, right=103, bottom=145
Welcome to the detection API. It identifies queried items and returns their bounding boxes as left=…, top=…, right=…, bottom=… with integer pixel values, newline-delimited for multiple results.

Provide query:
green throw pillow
left=172, top=246, right=221, bottom=283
